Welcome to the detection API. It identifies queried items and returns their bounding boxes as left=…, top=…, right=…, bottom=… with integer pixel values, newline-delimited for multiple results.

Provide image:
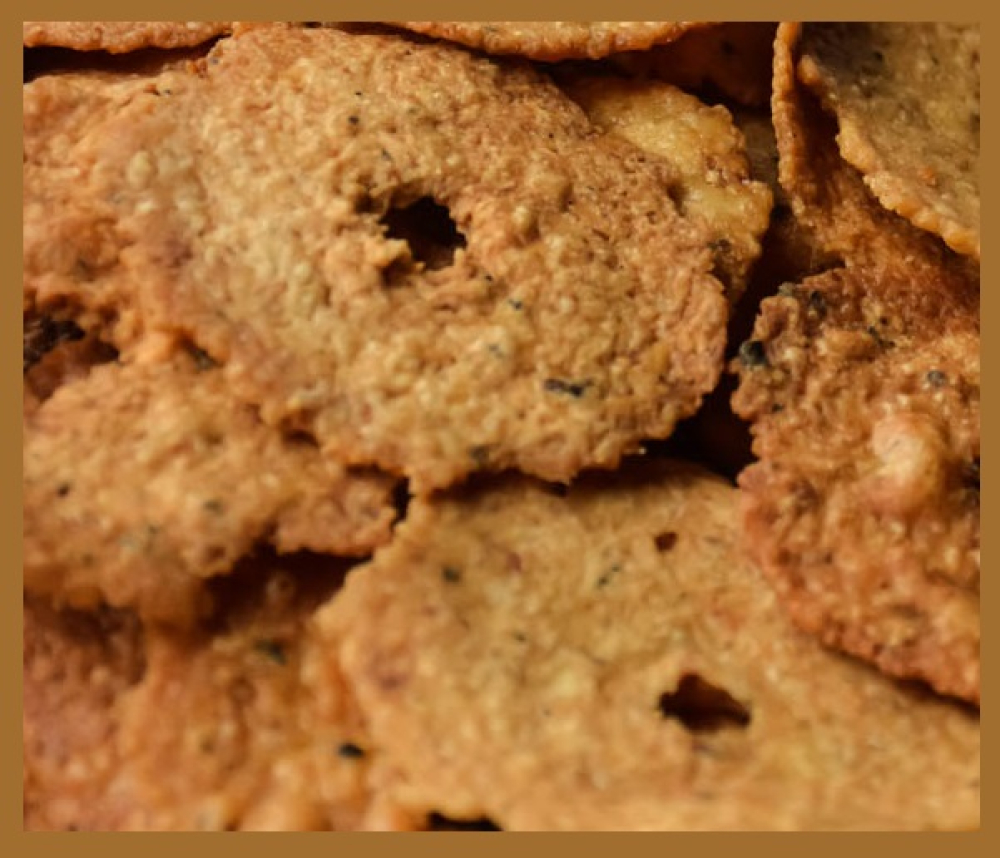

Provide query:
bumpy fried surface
left=40, top=24, right=727, bottom=492
left=798, top=23, right=979, bottom=259
left=23, top=352, right=396, bottom=626
left=731, top=24, right=981, bottom=702
left=733, top=267, right=980, bottom=703
left=322, top=461, right=980, bottom=830
left=554, top=75, right=772, bottom=302
left=23, top=597, right=145, bottom=831
left=394, top=22, right=710, bottom=61
left=23, top=21, right=231, bottom=52
left=608, top=23, right=777, bottom=108
left=25, top=558, right=378, bottom=831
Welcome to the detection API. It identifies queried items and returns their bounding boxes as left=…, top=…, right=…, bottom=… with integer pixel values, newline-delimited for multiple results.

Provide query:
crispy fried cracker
left=39, top=24, right=727, bottom=492
left=394, top=22, right=711, bottom=61
left=798, top=23, right=979, bottom=259
left=323, top=461, right=979, bottom=830
left=23, top=351, right=396, bottom=626
left=23, top=21, right=231, bottom=52
left=23, top=596, right=144, bottom=830
left=554, top=74, right=772, bottom=301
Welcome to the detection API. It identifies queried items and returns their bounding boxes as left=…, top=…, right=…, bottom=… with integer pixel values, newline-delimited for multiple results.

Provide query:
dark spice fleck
left=442, top=566, right=462, bottom=584
left=186, top=343, right=218, bottom=371
left=203, top=499, right=225, bottom=514
left=506, top=298, right=523, bottom=310
left=348, top=115, right=359, bottom=125
left=56, top=483, right=72, bottom=498
left=867, top=325, right=894, bottom=349
left=596, top=564, right=621, bottom=589
left=468, top=445, right=491, bottom=466
left=926, top=369, right=948, bottom=388
left=807, top=290, right=827, bottom=316
left=737, top=339, right=768, bottom=368
left=254, top=639, right=287, bottom=665
left=544, top=378, right=589, bottom=397
left=337, top=742, right=366, bottom=760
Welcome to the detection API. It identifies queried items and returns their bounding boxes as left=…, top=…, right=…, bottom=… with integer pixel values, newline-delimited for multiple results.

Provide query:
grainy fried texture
left=798, top=23, right=979, bottom=259
left=732, top=266, right=980, bottom=703
left=23, top=597, right=145, bottom=831
left=554, top=74, right=772, bottom=301
left=25, top=558, right=379, bottom=831
left=608, top=23, right=778, bottom=108
left=394, top=22, right=710, bottom=61
left=45, top=24, right=727, bottom=492
left=323, top=461, right=980, bottom=830
left=108, top=558, right=376, bottom=830
left=23, top=21, right=231, bottom=52
left=23, top=352, right=396, bottom=626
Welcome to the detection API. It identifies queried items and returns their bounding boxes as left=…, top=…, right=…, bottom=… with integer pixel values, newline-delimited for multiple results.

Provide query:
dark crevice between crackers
left=425, top=812, right=503, bottom=831
left=23, top=42, right=222, bottom=83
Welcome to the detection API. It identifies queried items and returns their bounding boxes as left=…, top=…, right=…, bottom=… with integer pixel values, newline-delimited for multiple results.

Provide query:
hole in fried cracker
left=654, top=532, right=678, bottom=552
left=382, top=196, right=466, bottom=271
left=658, top=673, right=751, bottom=733
left=426, top=812, right=502, bottom=831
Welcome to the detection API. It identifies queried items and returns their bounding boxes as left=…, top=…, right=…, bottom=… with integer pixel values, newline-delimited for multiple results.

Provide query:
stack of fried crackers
left=23, top=21, right=980, bottom=831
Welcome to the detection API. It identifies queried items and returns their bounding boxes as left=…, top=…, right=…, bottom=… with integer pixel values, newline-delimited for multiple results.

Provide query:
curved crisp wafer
left=23, top=597, right=144, bottom=831
left=23, top=352, right=396, bottom=626
left=41, top=24, right=727, bottom=492
left=554, top=75, right=772, bottom=301
left=23, top=21, right=231, bottom=52
left=734, top=23, right=981, bottom=703
left=798, top=23, right=979, bottom=259
left=322, top=461, right=980, bottom=830
left=732, top=266, right=980, bottom=704
left=394, top=22, right=711, bottom=61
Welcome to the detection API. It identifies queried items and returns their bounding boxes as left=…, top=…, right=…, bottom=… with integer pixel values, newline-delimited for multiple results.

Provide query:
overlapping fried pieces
left=25, top=557, right=378, bottom=831
left=554, top=74, right=772, bottom=301
left=733, top=265, right=980, bottom=703
left=323, top=461, right=979, bottom=830
left=23, top=351, right=396, bottom=626
left=798, top=23, right=979, bottom=259
left=41, top=23, right=727, bottom=491
left=393, top=22, right=711, bottom=61
left=23, top=21, right=232, bottom=52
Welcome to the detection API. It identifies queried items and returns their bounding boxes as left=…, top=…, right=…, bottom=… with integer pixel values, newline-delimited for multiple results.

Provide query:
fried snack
left=23, top=596, right=145, bottom=831
left=25, top=557, right=379, bottom=831
left=23, top=351, right=396, bottom=626
left=322, top=461, right=980, bottom=830
left=554, top=74, right=772, bottom=301
left=394, top=22, right=711, bottom=61
left=109, top=557, right=376, bottom=830
left=40, top=23, right=727, bottom=492
left=23, top=21, right=231, bottom=52
left=608, top=23, right=777, bottom=108
left=798, top=23, right=979, bottom=259
left=731, top=24, right=980, bottom=703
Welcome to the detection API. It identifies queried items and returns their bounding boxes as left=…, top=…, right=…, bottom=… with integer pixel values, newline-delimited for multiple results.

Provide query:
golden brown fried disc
left=23, top=351, right=396, bottom=626
left=322, top=461, right=979, bottom=830
left=733, top=268, right=980, bottom=703
left=608, top=23, right=777, bottom=108
left=23, top=597, right=144, bottom=831
left=35, top=24, right=727, bottom=492
left=554, top=75, right=772, bottom=302
left=798, top=23, right=979, bottom=259
left=395, top=21, right=711, bottom=61
left=23, top=21, right=231, bottom=52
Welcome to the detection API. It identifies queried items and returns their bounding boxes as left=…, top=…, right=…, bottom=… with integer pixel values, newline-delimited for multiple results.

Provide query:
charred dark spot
left=737, top=339, right=768, bottom=368
left=426, top=813, right=502, bottom=831
left=56, top=483, right=72, bottom=498
left=926, top=369, right=948, bottom=388
left=337, top=742, right=366, bottom=760
left=543, top=378, right=589, bottom=398
left=381, top=196, right=466, bottom=271
left=347, top=115, right=359, bottom=126
left=654, top=532, right=678, bottom=552
left=442, top=566, right=462, bottom=584
left=659, top=673, right=751, bottom=733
